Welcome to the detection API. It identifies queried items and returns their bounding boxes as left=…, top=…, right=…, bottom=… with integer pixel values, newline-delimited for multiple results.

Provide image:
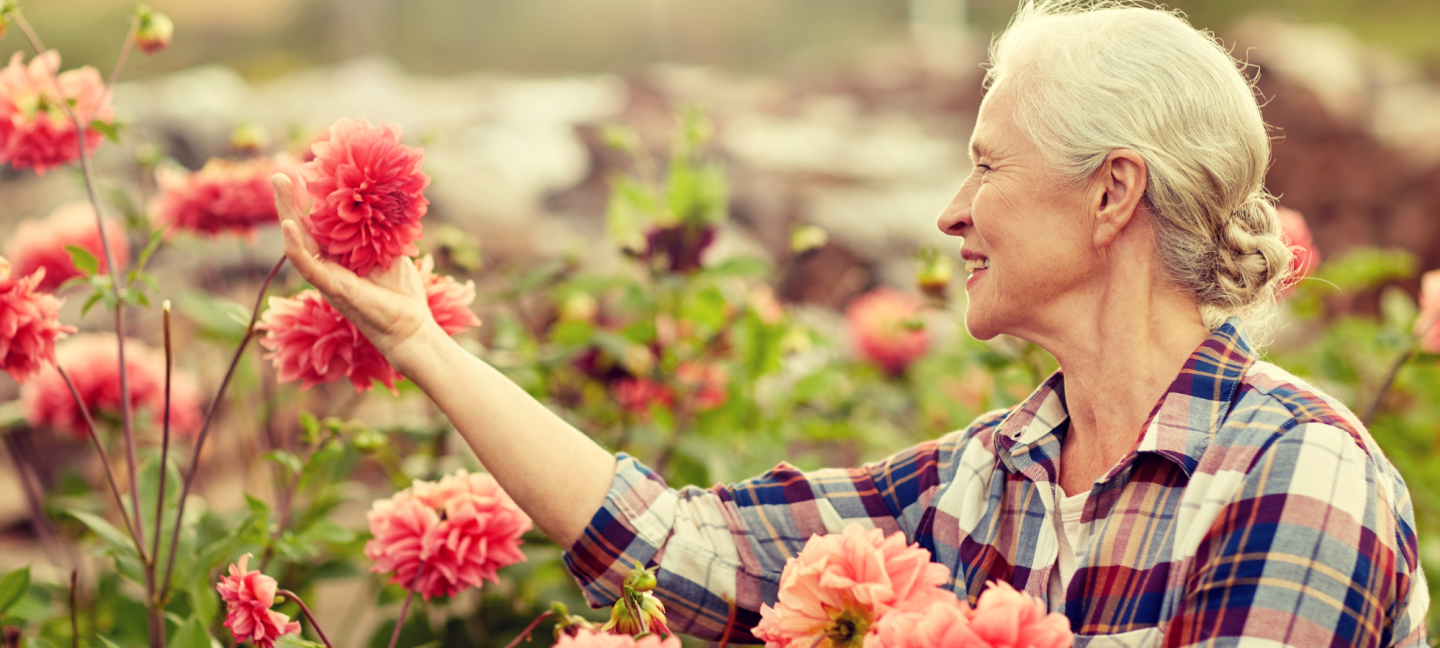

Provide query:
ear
left=1089, top=149, right=1148, bottom=250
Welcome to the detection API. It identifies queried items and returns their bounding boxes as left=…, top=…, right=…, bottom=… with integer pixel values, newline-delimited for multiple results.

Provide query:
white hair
left=986, top=0, right=1293, bottom=336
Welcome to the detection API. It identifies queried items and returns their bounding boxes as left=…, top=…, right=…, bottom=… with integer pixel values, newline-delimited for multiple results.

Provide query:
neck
left=1020, top=244, right=1208, bottom=493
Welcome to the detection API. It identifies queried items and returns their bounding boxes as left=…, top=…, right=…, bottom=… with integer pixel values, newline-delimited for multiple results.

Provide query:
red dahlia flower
left=365, top=470, right=532, bottom=600
left=216, top=554, right=301, bottom=648
left=150, top=156, right=294, bottom=237
left=0, top=51, right=114, bottom=175
left=5, top=202, right=129, bottom=291
left=256, top=290, right=401, bottom=394
left=300, top=117, right=429, bottom=277
left=1277, top=206, right=1320, bottom=286
left=0, top=257, right=75, bottom=383
left=417, top=254, right=481, bottom=335
left=20, top=333, right=203, bottom=438
left=846, top=288, right=930, bottom=377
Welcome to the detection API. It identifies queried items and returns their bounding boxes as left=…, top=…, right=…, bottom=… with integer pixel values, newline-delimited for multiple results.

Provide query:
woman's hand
left=270, top=173, right=441, bottom=371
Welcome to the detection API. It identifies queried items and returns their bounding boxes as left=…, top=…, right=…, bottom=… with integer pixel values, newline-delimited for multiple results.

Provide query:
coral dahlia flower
left=256, top=290, right=401, bottom=394
left=0, top=258, right=75, bottom=383
left=417, top=255, right=481, bottom=335
left=365, top=469, right=532, bottom=600
left=300, top=117, right=429, bottom=277
left=846, top=288, right=930, bottom=377
left=20, top=333, right=203, bottom=438
left=0, top=51, right=114, bottom=175
left=867, top=582, right=1072, bottom=648
left=754, top=523, right=952, bottom=648
left=150, top=156, right=294, bottom=237
left=1417, top=269, right=1440, bottom=354
left=1277, top=207, right=1320, bottom=287
left=216, top=553, right=302, bottom=648
left=614, top=377, right=674, bottom=414
left=5, top=202, right=129, bottom=291
left=553, top=630, right=682, bottom=648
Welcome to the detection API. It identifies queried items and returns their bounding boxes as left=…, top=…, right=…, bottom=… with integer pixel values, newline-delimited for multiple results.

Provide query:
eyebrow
left=970, top=142, right=991, bottom=161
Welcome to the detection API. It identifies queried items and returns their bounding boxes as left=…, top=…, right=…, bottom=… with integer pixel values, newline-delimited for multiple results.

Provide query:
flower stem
left=107, top=21, right=136, bottom=91
left=55, top=366, right=141, bottom=553
left=161, top=257, right=286, bottom=598
left=1362, top=346, right=1413, bottom=427
left=716, top=598, right=737, bottom=648
left=150, top=302, right=173, bottom=590
left=501, top=610, right=553, bottom=648
left=388, top=562, right=427, bottom=648
left=277, top=589, right=333, bottom=648
left=69, top=570, right=78, bottom=648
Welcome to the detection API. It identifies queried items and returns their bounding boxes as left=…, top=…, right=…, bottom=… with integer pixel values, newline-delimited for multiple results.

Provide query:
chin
left=963, top=307, right=1002, bottom=341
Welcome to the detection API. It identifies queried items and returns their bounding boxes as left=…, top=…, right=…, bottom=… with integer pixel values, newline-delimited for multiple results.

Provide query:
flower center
left=370, top=190, right=411, bottom=224
left=823, top=607, right=871, bottom=648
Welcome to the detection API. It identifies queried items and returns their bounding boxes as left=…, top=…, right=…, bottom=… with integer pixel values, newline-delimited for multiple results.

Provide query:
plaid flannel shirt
left=563, top=321, right=1429, bottom=646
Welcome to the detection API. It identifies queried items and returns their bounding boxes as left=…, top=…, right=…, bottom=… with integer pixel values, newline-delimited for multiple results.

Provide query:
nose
left=935, top=181, right=974, bottom=237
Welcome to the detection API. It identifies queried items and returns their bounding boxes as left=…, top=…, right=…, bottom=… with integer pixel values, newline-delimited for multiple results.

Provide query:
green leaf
left=0, top=566, right=30, bottom=618
left=170, top=615, right=212, bottom=648
left=262, top=450, right=303, bottom=476
left=66, top=245, right=99, bottom=277
left=680, top=286, right=727, bottom=330
left=81, top=289, right=105, bottom=316
left=95, top=636, right=124, bottom=648
left=703, top=256, right=769, bottom=279
left=550, top=320, right=595, bottom=346
left=69, top=511, right=136, bottom=556
left=297, top=519, right=354, bottom=546
left=298, top=411, right=320, bottom=443
left=176, top=290, right=250, bottom=341
left=24, top=637, right=57, bottom=648
left=90, top=119, right=122, bottom=143
left=276, top=636, right=328, bottom=648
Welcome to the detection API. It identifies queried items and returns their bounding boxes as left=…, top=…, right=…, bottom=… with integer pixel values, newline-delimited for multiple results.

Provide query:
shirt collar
left=993, top=318, right=1256, bottom=480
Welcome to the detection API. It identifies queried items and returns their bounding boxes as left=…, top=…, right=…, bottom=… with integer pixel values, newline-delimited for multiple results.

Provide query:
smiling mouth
left=964, top=258, right=991, bottom=273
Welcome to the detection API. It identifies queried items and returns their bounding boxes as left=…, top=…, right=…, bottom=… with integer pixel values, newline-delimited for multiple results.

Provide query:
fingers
left=281, top=220, right=329, bottom=290
left=271, top=174, right=320, bottom=256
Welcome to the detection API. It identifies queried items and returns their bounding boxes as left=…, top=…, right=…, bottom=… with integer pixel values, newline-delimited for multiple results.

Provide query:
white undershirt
left=1048, top=485, right=1091, bottom=610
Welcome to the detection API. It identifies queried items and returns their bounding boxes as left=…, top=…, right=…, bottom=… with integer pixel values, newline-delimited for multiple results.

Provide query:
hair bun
left=1212, top=195, right=1292, bottom=310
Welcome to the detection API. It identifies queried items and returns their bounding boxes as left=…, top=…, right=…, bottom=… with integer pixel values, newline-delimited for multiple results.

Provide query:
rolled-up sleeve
left=563, top=433, right=964, bottom=642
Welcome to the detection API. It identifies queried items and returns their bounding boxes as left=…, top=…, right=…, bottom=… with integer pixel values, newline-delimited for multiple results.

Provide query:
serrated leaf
left=0, top=566, right=30, bottom=617
left=66, top=245, right=99, bottom=277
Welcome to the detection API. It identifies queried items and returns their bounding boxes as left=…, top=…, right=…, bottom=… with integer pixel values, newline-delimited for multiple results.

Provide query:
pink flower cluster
left=300, top=117, right=429, bottom=277
left=256, top=256, right=480, bottom=394
left=364, top=469, right=532, bottom=600
left=612, top=362, right=727, bottom=415
left=217, top=553, right=301, bottom=648
left=5, top=202, right=129, bottom=291
left=553, top=630, right=681, bottom=648
left=754, top=524, right=1072, bottom=648
left=0, top=257, right=75, bottom=383
left=0, top=51, right=114, bottom=175
left=846, top=288, right=930, bottom=377
left=1278, top=207, right=1320, bottom=288
left=20, top=333, right=203, bottom=439
left=150, top=156, right=295, bottom=237
left=1418, top=270, right=1440, bottom=354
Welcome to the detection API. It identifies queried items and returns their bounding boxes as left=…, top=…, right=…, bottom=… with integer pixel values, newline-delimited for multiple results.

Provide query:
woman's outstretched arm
left=270, top=174, right=616, bottom=548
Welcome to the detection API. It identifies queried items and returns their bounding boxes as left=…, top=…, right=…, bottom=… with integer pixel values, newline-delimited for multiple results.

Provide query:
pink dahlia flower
left=676, top=361, right=727, bottom=411
left=216, top=553, right=302, bottom=648
left=553, top=630, right=682, bottom=648
left=868, top=582, right=1072, bottom=648
left=1417, top=270, right=1440, bottom=354
left=256, top=290, right=402, bottom=394
left=0, top=258, right=75, bottom=383
left=5, top=202, right=129, bottom=291
left=614, top=377, right=674, bottom=414
left=0, top=51, right=114, bottom=175
left=754, top=523, right=952, bottom=648
left=846, top=288, right=930, bottom=377
left=150, top=156, right=294, bottom=237
left=416, top=255, right=481, bottom=335
left=1277, top=207, right=1320, bottom=286
left=300, top=117, right=429, bottom=277
left=365, top=469, right=532, bottom=600
left=20, top=333, right=203, bottom=438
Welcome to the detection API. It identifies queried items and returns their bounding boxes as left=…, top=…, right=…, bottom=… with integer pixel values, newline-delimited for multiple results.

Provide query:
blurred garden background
left=1, top=0, right=1439, bottom=646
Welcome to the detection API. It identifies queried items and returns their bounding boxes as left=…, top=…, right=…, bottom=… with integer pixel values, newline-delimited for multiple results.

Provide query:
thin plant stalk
left=106, top=20, right=136, bottom=91
left=161, top=257, right=286, bottom=597
left=388, top=562, right=427, bottom=648
left=55, top=366, right=140, bottom=550
left=276, top=590, right=333, bottom=648
left=69, top=570, right=78, bottom=648
left=501, top=611, right=553, bottom=648
left=716, top=598, right=737, bottom=648
left=1362, top=318, right=1438, bottom=427
left=149, top=302, right=173, bottom=593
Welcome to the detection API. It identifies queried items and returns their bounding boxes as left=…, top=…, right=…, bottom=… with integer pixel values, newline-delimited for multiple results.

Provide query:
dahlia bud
left=230, top=122, right=270, bottom=155
left=914, top=247, right=953, bottom=300
left=624, top=564, right=658, bottom=592
left=602, top=591, right=670, bottom=637
left=0, top=1, right=15, bottom=41
left=550, top=602, right=601, bottom=639
left=134, top=5, right=173, bottom=55
left=790, top=224, right=828, bottom=256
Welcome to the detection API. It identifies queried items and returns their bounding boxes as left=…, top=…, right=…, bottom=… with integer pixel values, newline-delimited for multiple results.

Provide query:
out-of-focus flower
left=614, top=377, right=673, bottom=414
left=867, top=583, right=1073, bottom=648
left=21, top=333, right=202, bottom=438
left=676, top=361, right=727, bottom=411
left=256, top=290, right=402, bottom=394
left=150, top=156, right=292, bottom=237
left=0, top=258, right=75, bottom=383
left=866, top=598, right=976, bottom=648
left=754, top=523, right=952, bottom=648
left=790, top=224, right=829, bottom=256
left=641, top=223, right=714, bottom=274
left=559, top=292, right=598, bottom=323
left=301, top=117, right=429, bottom=277
left=230, top=122, right=270, bottom=156
left=134, top=6, right=174, bottom=55
left=748, top=285, right=784, bottom=325
left=365, top=469, right=531, bottom=600
left=416, top=255, right=481, bottom=335
left=1277, top=206, right=1320, bottom=287
left=553, top=630, right=682, bottom=648
left=1417, top=269, right=1440, bottom=353
left=216, top=554, right=301, bottom=648
left=0, top=51, right=114, bottom=175
left=5, top=202, right=129, bottom=291
left=846, top=288, right=930, bottom=377
left=915, top=248, right=954, bottom=300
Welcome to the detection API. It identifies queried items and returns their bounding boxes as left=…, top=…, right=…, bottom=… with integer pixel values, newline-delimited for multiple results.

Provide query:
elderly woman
left=271, top=1, right=1427, bottom=645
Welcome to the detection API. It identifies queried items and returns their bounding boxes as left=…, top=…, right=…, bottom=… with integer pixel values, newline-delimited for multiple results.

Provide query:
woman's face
left=936, top=86, right=1098, bottom=342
